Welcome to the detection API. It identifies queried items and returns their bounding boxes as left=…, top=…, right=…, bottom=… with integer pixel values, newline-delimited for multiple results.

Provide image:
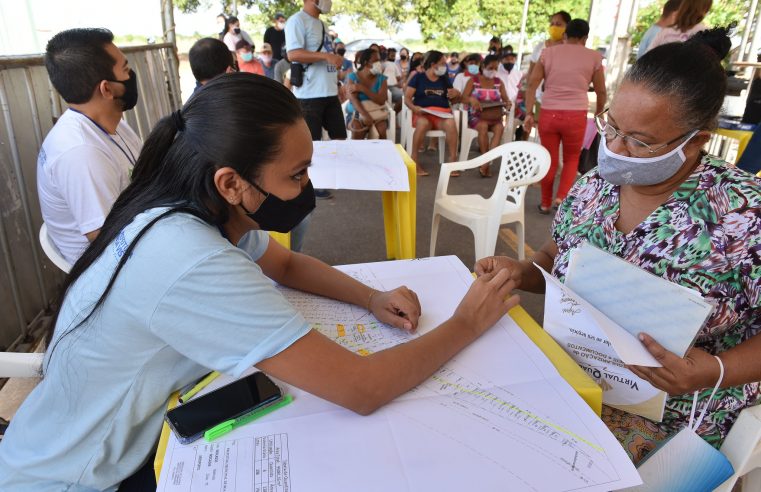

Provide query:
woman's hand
left=474, top=256, right=524, bottom=290
left=411, top=105, right=423, bottom=115
left=369, top=286, right=422, bottom=332
left=447, top=88, right=460, bottom=100
left=523, top=113, right=535, bottom=133
left=452, top=268, right=520, bottom=336
left=628, top=333, right=723, bottom=395
left=470, top=98, right=482, bottom=112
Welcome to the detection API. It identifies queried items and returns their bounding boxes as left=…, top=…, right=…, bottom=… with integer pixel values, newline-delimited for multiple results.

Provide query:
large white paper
left=565, top=242, right=713, bottom=358
left=158, top=256, right=641, bottom=492
left=310, top=140, right=409, bottom=191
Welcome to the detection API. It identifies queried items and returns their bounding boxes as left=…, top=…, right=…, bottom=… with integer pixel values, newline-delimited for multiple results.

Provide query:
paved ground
left=299, top=140, right=556, bottom=324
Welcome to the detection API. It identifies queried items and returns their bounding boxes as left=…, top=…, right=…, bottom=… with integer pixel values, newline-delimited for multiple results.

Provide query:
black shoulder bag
left=290, top=23, right=325, bottom=88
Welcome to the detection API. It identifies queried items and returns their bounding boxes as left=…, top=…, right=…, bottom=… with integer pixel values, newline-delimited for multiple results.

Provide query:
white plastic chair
left=0, top=352, right=44, bottom=378
left=430, top=141, right=550, bottom=261
left=39, top=223, right=72, bottom=273
left=402, top=103, right=456, bottom=163
left=713, top=405, right=761, bottom=491
left=342, top=99, right=396, bottom=142
left=458, top=108, right=494, bottom=161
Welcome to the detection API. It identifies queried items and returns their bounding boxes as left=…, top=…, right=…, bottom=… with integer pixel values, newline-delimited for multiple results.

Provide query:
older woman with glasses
left=473, top=28, right=761, bottom=465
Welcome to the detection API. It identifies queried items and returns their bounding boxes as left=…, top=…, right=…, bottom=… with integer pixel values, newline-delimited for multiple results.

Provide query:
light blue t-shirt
left=285, top=10, right=338, bottom=99
left=0, top=208, right=311, bottom=491
left=638, top=24, right=662, bottom=59
left=345, top=72, right=387, bottom=115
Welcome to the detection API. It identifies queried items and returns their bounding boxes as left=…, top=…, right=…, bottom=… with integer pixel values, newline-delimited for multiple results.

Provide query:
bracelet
left=366, top=289, right=379, bottom=312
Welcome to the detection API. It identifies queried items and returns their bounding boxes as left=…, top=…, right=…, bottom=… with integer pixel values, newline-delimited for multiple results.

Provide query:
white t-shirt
left=0, top=208, right=311, bottom=491
left=383, top=60, right=401, bottom=87
left=497, top=64, right=523, bottom=102
left=223, top=30, right=254, bottom=52
left=285, top=10, right=338, bottom=99
left=453, top=72, right=471, bottom=95
left=37, top=109, right=142, bottom=264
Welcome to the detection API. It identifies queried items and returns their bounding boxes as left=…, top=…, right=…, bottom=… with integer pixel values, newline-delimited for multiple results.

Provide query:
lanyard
left=68, top=108, right=137, bottom=166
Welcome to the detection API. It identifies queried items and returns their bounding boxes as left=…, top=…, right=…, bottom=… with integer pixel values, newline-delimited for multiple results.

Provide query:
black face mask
left=503, top=62, right=515, bottom=72
left=108, top=69, right=139, bottom=111
left=233, top=27, right=241, bottom=34
left=243, top=180, right=316, bottom=233
left=336, top=48, right=346, bottom=56
left=400, top=55, right=407, bottom=61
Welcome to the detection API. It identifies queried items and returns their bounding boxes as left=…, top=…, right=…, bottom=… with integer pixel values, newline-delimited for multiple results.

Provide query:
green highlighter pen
left=204, top=394, right=293, bottom=442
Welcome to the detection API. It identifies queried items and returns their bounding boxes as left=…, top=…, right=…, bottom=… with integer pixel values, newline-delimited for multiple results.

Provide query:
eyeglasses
left=594, top=109, right=696, bottom=156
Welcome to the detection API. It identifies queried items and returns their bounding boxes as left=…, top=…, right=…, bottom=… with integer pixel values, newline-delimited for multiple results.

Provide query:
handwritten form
left=158, top=256, right=640, bottom=492
left=310, top=140, right=410, bottom=192
left=540, top=244, right=712, bottom=422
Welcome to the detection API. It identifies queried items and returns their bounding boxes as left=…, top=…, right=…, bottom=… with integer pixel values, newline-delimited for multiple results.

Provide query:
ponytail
left=45, top=74, right=303, bottom=368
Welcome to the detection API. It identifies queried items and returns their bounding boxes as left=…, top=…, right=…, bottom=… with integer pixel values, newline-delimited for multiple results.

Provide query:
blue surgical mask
left=241, top=52, right=253, bottom=62
left=467, top=64, right=479, bottom=75
left=597, top=131, right=698, bottom=186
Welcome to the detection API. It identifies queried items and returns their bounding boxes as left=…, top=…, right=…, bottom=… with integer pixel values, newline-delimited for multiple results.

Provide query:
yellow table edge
left=508, top=305, right=602, bottom=416
left=154, top=305, right=601, bottom=481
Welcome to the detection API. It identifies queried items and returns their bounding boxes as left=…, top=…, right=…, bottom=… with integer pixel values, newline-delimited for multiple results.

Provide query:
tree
left=175, top=0, right=592, bottom=42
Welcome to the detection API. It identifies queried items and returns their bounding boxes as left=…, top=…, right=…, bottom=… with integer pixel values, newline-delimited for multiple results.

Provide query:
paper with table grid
left=157, top=256, right=640, bottom=492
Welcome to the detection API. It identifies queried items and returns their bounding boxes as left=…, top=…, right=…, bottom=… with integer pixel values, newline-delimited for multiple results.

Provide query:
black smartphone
left=165, top=371, right=283, bottom=444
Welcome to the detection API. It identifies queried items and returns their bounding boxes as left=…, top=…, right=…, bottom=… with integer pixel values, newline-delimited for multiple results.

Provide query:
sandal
left=450, top=171, right=461, bottom=177
left=537, top=204, right=551, bottom=215
left=416, top=167, right=430, bottom=176
left=479, top=165, right=492, bottom=178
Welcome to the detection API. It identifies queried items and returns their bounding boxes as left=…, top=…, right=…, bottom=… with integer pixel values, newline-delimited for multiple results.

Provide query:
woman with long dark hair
left=0, top=73, right=517, bottom=490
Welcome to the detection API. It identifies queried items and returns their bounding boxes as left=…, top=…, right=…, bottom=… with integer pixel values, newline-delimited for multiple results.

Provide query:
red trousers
left=537, top=109, right=587, bottom=208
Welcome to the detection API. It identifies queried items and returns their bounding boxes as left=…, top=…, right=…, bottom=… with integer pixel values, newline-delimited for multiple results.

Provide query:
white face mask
left=276, top=21, right=286, bottom=29
left=261, top=54, right=272, bottom=64
left=315, top=0, right=332, bottom=14
left=434, top=65, right=447, bottom=77
left=370, top=61, right=383, bottom=75
left=482, top=69, right=497, bottom=78
left=597, top=130, right=698, bottom=186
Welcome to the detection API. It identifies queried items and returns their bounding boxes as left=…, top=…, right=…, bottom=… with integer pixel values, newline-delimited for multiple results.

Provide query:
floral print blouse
left=551, top=155, right=761, bottom=446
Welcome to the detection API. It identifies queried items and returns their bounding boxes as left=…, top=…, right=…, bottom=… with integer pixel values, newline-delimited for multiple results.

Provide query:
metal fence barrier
left=0, top=43, right=181, bottom=351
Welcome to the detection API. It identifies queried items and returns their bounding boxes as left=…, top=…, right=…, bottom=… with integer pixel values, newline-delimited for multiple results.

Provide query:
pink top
left=540, top=44, right=603, bottom=111
left=647, top=23, right=707, bottom=53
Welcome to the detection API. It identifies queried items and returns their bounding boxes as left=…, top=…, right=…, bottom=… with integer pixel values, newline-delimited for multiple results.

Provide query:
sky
left=0, top=0, right=624, bottom=56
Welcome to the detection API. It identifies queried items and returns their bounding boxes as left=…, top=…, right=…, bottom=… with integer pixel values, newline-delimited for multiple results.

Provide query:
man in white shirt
left=497, top=51, right=523, bottom=103
left=286, top=0, right=345, bottom=203
left=384, top=47, right=403, bottom=112
left=37, top=28, right=142, bottom=264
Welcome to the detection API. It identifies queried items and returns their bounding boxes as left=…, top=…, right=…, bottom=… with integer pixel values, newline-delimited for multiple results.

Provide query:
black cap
left=275, top=12, right=285, bottom=20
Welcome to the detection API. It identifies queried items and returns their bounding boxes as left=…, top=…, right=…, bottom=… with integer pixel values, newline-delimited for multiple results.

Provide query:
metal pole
left=160, top=0, right=182, bottom=109
left=739, top=0, right=758, bottom=63
left=516, top=0, right=530, bottom=72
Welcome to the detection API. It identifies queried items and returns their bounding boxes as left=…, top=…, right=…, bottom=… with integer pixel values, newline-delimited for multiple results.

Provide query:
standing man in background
left=286, top=0, right=346, bottom=201
left=37, top=28, right=142, bottom=265
left=264, top=12, right=287, bottom=62
left=260, top=43, right=276, bottom=79
left=497, top=50, right=522, bottom=103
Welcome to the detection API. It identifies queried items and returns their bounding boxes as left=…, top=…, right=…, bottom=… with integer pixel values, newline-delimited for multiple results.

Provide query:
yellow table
left=153, top=305, right=601, bottom=480
left=714, top=128, right=753, bottom=164
left=269, top=144, right=417, bottom=260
